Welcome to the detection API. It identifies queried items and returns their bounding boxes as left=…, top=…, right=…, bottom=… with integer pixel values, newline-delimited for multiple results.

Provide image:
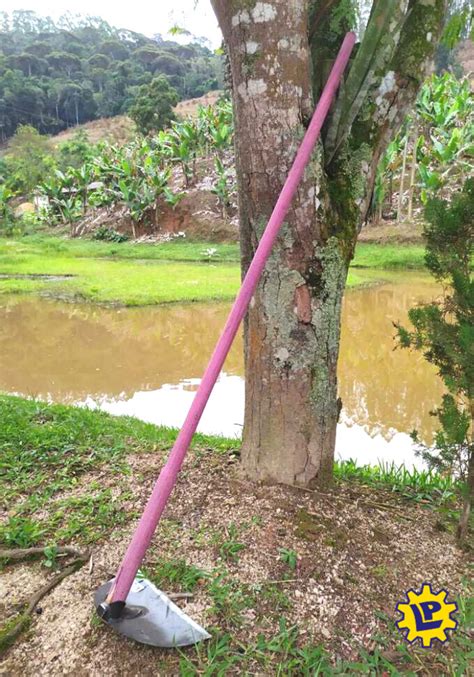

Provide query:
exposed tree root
left=0, top=550, right=89, bottom=652
left=0, top=546, right=87, bottom=561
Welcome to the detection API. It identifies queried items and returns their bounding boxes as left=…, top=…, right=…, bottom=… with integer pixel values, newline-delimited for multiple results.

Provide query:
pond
left=0, top=272, right=444, bottom=468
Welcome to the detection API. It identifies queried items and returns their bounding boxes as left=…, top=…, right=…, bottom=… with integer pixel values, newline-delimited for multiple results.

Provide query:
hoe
left=95, top=32, right=356, bottom=648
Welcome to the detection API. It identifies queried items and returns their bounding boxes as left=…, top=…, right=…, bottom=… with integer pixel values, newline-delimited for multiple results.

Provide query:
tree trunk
left=211, top=0, right=448, bottom=487
left=457, top=450, right=473, bottom=543
left=212, top=0, right=350, bottom=485
left=242, top=250, right=348, bottom=485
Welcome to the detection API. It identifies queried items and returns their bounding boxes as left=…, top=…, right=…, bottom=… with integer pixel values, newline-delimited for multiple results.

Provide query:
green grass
left=335, top=459, right=459, bottom=505
left=0, top=395, right=236, bottom=548
left=0, top=235, right=427, bottom=306
left=352, top=243, right=425, bottom=269
left=0, top=253, right=240, bottom=306
left=1, top=234, right=241, bottom=263
left=5, top=234, right=425, bottom=268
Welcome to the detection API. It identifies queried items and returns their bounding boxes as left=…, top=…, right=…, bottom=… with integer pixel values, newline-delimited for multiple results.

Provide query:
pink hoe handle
left=109, top=32, right=356, bottom=606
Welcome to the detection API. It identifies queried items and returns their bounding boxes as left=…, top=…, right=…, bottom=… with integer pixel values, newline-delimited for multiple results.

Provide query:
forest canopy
left=0, top=10, right=223, bottom=140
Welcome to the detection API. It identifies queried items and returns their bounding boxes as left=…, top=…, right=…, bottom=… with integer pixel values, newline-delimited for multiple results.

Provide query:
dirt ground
left=359, top=220, right=424, bottom=244
left=0, top=448, right=470, bottom=676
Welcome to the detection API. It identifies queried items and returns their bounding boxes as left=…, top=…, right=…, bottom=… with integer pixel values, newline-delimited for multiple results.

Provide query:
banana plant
left=160, top=121, right=200, bottom=187
left=70, top=164, right=95, bottom=214
left=163, top=187, right=184, bottom=209
left=376, top=72, right=473, bottom=219
left=211, top=157, right=232, bottom=218
left=54, top=195, right=82, bottom=235
left=372, top=138, right=401, bottom=221
left=117, top=178, right=155, bottom=237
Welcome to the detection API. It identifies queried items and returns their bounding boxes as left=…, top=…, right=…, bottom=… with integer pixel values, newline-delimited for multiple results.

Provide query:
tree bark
left=457, top=450, right=473, bottom=543
left=211, top=0, right=447, bottom=487
left=212, top=0, right=347, bottom=485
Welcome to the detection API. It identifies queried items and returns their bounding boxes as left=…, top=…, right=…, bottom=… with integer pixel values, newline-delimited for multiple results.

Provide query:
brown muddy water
left=0, top=273, right=444, bottom=467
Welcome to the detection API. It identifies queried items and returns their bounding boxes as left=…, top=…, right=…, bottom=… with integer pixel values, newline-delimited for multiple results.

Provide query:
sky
left=2, top=0, right=223, bottom=47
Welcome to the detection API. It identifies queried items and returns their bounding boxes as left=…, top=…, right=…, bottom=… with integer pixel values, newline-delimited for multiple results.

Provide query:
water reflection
left=0, top=274, right=444, bottom=467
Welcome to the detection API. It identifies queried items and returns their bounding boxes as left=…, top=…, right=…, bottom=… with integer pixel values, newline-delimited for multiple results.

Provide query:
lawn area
left=352, top=242, right=425, bottom=269
left=0, top=395, right=235, bottom=549
left=0, top=235, right=426, bottom=306
left=0, top=395, right=471, bottom=674
left=0, top=243, right=240, bottom=305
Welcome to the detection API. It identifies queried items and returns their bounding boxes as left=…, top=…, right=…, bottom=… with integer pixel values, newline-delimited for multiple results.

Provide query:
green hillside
left=0, top=10, right=223, bottom=140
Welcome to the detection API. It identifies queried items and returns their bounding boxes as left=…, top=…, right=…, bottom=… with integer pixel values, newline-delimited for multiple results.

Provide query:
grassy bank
left=0, top=395, right=235, bottom=549
left=0, top=235, right=426, bottom=306
left=0, top=234, right=426, bottom=266
left=0, top=395, right=458, bottom=550
left=0, top=395, right=470, bottom=674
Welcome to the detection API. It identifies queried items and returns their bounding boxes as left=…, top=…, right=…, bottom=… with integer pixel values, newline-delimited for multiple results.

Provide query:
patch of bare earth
left=175, top=91, right=223, bottom=119
left=51, top=116, right=136, bottom=147
left=359, top=220, right=424, bottom=244
left=0, top=448, right=469, bottom=675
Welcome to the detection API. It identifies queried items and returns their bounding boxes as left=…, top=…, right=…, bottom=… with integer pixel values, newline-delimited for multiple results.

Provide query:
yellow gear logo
left=396, top=583, right=458, bottom=648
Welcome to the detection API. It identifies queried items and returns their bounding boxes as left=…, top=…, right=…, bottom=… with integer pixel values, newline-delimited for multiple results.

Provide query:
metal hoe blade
left=94, top=578, right=211, bottom=648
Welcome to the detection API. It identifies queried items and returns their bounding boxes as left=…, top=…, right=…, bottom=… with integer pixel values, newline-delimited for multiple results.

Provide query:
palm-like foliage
left=374, top=73, right=473, bottom=222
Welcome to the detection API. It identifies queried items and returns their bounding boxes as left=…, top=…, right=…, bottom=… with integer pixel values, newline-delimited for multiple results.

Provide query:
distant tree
left=87, top=54, right=110, bottom=70
left=152, top=53, right=184, bottom=77
left=0, top=10, right=222, bottom=138
left=11, top=9, right=39, bottom=33
left=99, top=40, right=129, bottom=61
left=134, top=46, right=162, bottom=67
left=7, top=53, right=44, bottom=77
left=5, top=125, right=55, bottom=195
left=397, top=180, right=474, bottom=543
left=46, top=52, right=81, bottom=77
left=129, top=75, right=179, bottom=135
left=27, top=41, right=51, bottom=58
left=60, top=83, right=96, bottom=126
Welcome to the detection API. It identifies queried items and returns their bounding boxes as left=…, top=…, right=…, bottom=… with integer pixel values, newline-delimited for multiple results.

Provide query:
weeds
left=335, top=459, right=458, bottom=505
left=206, top=568, right=255, bottom=627
left=0, top=517, right=44, bottom=548
left=145, top=558, right=209, bottom=592
left=218, top=523, right=246, bottom=562
left=279, top=547, right=298, bottom=571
